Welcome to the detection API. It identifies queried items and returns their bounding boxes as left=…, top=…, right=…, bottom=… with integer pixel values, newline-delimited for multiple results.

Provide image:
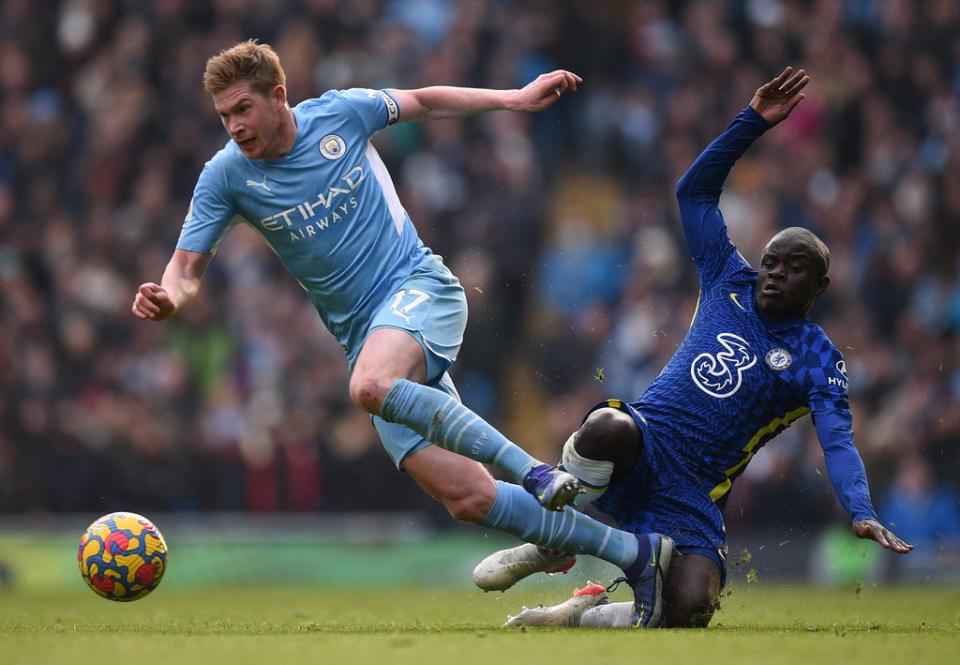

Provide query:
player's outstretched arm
left=388, top=70, right=581, bottom=122
left=815, top=415, right=914, bottom=556
left=131, top=249, right=212, bottom=321
left=748, top=66, right=809, bottom=127
left=852, top=518, right=914, bottom=554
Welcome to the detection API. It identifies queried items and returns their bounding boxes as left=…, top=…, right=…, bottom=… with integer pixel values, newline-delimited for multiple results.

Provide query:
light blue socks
left=483, top=481, right=640, bottom=568
left=381, top=378, right=540, bottom=481
left=380, top=379, right=642, bottom=569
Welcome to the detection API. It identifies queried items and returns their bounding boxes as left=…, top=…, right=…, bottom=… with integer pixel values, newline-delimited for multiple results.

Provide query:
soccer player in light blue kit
left=131, top=41, right=676, bottom=627
left=476, top=68, right=914, bottom=629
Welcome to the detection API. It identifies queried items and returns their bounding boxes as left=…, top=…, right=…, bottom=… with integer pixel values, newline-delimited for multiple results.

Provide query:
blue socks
left=381, top=378, right=540, bottom=482
left=483, top=481, right=640, bottom=569
left=623, top=532, right=654, bottom=580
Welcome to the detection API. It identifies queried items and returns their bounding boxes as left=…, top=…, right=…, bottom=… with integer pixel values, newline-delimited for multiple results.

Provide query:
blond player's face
left=212, top=81, right=284, bottom=159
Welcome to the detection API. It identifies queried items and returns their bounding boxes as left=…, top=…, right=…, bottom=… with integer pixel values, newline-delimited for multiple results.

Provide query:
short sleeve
left=177, top=158, right=236, bottom=255
left=331, top=88, right=400, bottom=137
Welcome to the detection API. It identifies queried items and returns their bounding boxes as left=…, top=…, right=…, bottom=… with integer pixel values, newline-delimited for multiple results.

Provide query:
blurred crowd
left=1, top=0, right=958, bottom=564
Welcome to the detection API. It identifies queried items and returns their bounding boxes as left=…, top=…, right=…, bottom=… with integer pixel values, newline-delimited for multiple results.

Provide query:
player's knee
left=662, top=552, right=722, bottom=628
left=664, top=587, right=718, bottom=628
left=575, top=408, right=640, bottom=463
left=348, top=374, right=394, bottom=414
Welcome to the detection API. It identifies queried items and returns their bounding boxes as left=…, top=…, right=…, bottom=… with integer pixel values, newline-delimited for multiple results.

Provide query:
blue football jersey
left=626, top=108, right=877, bottom=523
left=177, top=88, right=431, bottom=355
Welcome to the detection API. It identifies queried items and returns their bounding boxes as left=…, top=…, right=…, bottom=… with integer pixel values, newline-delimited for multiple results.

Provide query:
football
left=77, top=512, right=168, bottom=601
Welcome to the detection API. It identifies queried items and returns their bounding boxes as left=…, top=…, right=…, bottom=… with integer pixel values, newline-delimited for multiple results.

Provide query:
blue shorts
left=355, top=255, right=468, bottom=469
left=352, top=254, right=467, bottom=380
left=586, top=400, right=729, bottom=585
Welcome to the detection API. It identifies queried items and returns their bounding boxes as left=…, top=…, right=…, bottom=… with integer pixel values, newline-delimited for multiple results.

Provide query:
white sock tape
left=561, top=432, right=614, bottom=508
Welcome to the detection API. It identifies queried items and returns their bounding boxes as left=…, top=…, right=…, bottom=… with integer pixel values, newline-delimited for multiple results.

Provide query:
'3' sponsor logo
left=690, top=333, right=757, bottom=398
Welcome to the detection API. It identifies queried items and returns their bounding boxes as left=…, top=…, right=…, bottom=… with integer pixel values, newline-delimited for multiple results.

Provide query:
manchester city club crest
left=765, top=348, right=792, bottom=371
left=319, top=134, right=346, bottom=159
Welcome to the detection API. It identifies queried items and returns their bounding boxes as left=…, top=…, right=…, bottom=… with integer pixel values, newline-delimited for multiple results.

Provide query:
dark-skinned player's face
left=754, top=236, right=829, bottom=321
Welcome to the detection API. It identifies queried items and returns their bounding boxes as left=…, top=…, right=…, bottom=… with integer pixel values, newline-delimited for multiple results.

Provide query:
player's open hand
left=852, top=518, right=914, bottom=554
left=749, top=66, right=809, bottom=127
left=509, top=70, right=582, bottom=112
left=132, top=283, right=176, bottom=321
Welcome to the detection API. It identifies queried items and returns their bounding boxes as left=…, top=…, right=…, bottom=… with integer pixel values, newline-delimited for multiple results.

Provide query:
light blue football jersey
left=177, top=88, right=431, bottom=355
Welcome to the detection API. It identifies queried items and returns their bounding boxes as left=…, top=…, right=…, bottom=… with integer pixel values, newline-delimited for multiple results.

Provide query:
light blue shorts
left=356, top=255, right=468, bottom=468
left=360, top=254, right=467, bottom=381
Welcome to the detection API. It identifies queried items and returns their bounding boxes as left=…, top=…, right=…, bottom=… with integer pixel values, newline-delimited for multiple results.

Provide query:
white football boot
left=578, top=601, right=636, bottom=628
left=473, top=543, right=576, bottom=592
left=503, top=582, right=609, bottom=627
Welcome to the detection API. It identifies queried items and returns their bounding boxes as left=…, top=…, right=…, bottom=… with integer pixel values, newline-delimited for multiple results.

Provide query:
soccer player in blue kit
left=131, top=41, right=687, bottom=628
left=474, top=67, right=914, bottom=629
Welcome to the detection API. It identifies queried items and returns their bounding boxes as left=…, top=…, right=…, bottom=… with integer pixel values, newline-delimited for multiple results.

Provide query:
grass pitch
left=1, top=585, right=957, bottom=665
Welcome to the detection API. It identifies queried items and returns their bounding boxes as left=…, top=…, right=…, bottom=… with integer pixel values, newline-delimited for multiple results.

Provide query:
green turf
left=1, top=585, right=958, bottom=664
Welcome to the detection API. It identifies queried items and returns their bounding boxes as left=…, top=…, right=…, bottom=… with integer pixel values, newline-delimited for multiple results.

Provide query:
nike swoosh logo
left=730, top=292, right=747, bottom=312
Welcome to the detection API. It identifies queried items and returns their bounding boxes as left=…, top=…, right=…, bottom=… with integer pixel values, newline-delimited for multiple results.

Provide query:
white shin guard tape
left=561, top=432, right=614, bottom=509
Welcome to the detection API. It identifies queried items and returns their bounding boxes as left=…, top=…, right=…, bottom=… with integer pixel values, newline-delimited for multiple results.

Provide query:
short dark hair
left=766, top=227, right=830, bottom=277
